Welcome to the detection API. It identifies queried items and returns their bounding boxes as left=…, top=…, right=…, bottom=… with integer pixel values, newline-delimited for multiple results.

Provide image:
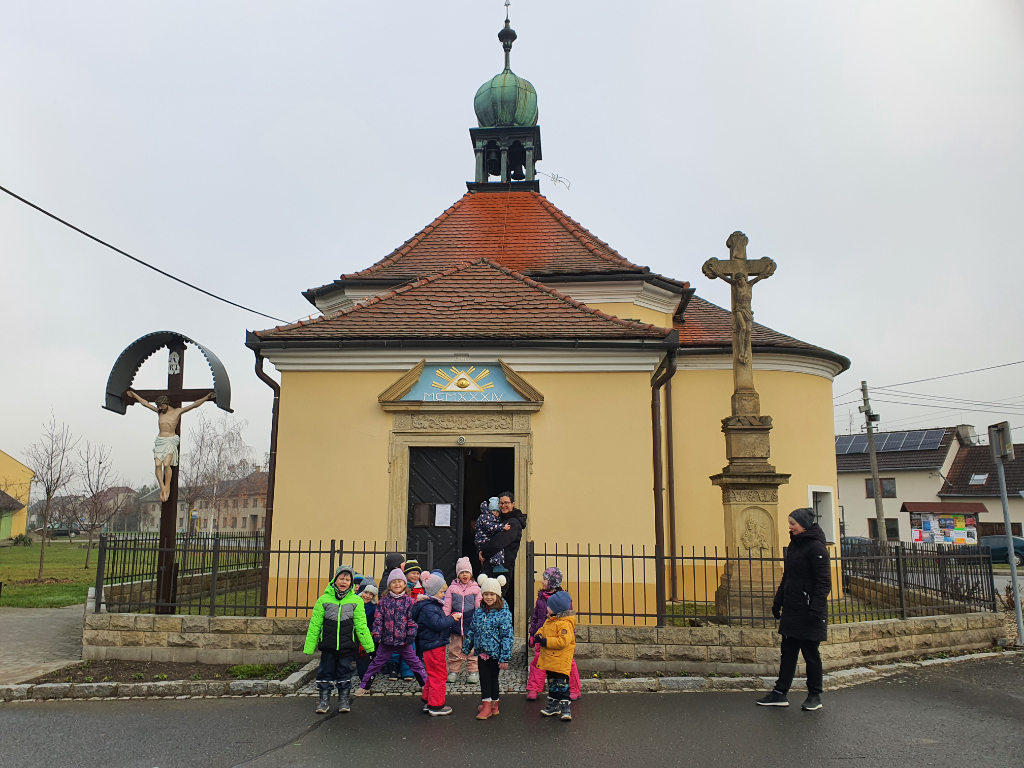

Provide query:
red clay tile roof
left=257, top=259, right=672, bottom=341
left=0, top=489, right=24, bottom=512
left=899, top=501, right=990, bottom=515
left=939, top=444, right=1024, bottom=497
left=836, top=427, right=958, bottom=472
left=310, top=191, right=647, bottom=290
left=675, top=295, right=848, bottom=366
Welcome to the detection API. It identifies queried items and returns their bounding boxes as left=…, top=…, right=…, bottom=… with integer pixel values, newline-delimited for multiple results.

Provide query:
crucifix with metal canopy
left=103, top=331, right=232, bottom=613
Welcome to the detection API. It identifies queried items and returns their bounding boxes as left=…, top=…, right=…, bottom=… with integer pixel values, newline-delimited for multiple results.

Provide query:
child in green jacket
left=304, top=564, right=375, bottom=714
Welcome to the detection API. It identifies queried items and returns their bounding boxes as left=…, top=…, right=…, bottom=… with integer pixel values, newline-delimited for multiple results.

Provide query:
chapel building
left=247, top=18, right=849, bottom=626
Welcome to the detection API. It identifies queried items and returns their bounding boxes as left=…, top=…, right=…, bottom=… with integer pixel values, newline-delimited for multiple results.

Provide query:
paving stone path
left=297, top=641, right=529, bottom=697
left=0, top=605, right=84, bottom=684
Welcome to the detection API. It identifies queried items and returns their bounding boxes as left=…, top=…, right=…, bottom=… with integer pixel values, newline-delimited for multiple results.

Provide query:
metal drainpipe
left=651, top=349, right=677, bottom=627
left=665, top=377, right=678, bottom=602
left=253, top=352, right=280, bottom=618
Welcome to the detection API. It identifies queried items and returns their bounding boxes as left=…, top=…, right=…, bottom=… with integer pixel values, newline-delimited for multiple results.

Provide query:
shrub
left=154, top=674, right=168, bottom=681
left=189, top=674, right=201, bottom=681
left=131, top=673, right=144, bottom=680
left=12, top=534, right=32, bottom=547
left=83, top=677, right=94, bottom=683
left=274, top=662, right=300, bottom=680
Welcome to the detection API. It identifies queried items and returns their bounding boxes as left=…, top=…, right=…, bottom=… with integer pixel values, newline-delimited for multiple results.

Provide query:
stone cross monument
left=702, top=232, right=791, bottom=619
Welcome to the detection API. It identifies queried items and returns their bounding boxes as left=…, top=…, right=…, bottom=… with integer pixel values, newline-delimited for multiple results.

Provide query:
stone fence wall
left=573, top=613, right=1005, bottom=675
left=104, top=568, right=262, bottom=611
left=82, top=610, right=1006, bottom=673
left=83, top=614, right=309, bottom=666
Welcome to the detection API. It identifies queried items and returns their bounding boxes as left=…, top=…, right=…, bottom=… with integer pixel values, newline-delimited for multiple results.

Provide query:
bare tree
left=179, top=413, right=253, bottom=532
left=24, top=414, right=79, bottom=580
left=77, top=442, right=133, bottom=568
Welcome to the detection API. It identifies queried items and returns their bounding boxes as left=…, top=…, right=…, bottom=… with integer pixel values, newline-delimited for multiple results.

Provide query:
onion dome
left=473, top=19, right=538, bottom=128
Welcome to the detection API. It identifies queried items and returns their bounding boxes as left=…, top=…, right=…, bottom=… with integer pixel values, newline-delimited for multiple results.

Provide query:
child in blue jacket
left=462, top=574, right=513, bottom=720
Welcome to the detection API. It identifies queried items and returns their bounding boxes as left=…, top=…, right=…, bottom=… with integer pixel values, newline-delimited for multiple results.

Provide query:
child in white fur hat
left=461, top=574, right=513, bottom=720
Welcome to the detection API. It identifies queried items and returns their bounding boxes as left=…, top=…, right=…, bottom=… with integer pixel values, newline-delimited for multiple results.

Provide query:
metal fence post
left=329, top=540, right=336, bottom=582
left=525, top=540, right=535, bottom=637
left=895, top=544, right=908, bottom=620
left=209, top=537, right=221, bottom=618
left=94, top=534, right=107, bottom=614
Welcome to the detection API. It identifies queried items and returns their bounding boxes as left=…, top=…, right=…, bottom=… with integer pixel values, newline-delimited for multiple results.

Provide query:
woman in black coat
left=756, top=507, right=832, bottom=711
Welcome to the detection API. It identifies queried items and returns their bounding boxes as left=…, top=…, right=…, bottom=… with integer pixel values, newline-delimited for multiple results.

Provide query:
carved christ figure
left=702, top=232, right=777, bottom=370
left=127, top=390, right=214, bottom=501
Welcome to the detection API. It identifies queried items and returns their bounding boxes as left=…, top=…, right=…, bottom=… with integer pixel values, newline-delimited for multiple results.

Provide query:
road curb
left=1, top=651, right=1019, bottom=704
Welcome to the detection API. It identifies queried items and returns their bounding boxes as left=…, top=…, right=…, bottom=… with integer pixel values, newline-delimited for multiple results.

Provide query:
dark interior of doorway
left=461, top=447, right=516, bottom=574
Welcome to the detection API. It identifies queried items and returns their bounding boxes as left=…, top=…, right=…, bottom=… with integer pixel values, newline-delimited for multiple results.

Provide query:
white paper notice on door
left=434, top=504, right=452, bottom=527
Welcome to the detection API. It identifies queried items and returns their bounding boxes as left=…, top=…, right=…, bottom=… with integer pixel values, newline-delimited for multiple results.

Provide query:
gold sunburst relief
left=431, top=366, right=495, bottom=393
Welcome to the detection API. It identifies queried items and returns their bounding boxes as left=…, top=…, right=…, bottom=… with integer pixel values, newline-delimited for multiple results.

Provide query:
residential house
left=194, top=471, right=268, bottom=533
left=137, top=488, right=191, bottom=533
left=836, top=426, right=975, bottom=541
left=0, top=449, right=33, bottom=539
left=939, top=442, right=1024, bottom=537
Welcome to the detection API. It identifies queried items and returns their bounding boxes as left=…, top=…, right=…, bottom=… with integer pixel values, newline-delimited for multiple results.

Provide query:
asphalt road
left=2, top=655, right=1022, bottom=768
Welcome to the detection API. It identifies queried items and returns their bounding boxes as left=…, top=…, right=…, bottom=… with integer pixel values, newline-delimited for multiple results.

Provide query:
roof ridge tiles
left=529, top=192, right=641, bottom=269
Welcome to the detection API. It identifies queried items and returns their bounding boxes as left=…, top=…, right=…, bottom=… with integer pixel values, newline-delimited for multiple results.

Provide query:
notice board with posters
left=910, top=512, right=977, bottom=545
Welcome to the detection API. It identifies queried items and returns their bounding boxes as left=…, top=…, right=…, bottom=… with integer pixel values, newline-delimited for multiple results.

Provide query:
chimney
left=956, top=424, right=978, bottom=446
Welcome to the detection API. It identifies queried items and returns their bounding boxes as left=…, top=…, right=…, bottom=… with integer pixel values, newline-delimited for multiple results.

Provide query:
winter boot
left=491, top=699, right=500, bottom=716
left=468, top=672, right=479, bottom=684
left=540, top=698, right=561, bottom=717
left=429, top=705, right=453, bottom=716
left=526, top=691, right=538, bottom=701
left=756, top=690, right=789, bottom=707
left=560, top=700, right=572, bottom=721
left=315, top=686, right=331, bottom=714
left=447, top=672, right=458, bottom=683
left=337, top=684, right=351, bottom=713
left=801, top=694, right=822, bottom=711
left=476, top=700, right=494, bottom=720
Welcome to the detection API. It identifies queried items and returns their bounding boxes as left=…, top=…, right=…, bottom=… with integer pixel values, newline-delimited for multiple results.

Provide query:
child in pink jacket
left=443, top=557, right=482, bottom=682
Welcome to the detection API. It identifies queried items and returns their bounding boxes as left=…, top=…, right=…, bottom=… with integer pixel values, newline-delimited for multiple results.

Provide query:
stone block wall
left=82, top=614, right=309, bottom=665
left=572, top=613, right=1005, bottom=675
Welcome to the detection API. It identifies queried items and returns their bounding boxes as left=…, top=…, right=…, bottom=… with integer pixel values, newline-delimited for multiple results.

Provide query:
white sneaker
left=447, top=672, right=458, bottom=683
left=468, top=672, right=479, bottom=684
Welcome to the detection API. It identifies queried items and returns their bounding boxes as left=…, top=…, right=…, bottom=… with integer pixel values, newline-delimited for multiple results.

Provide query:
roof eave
left=247, top=332, right=678, bottom=353
left=676, top=344, right=852, bottom=373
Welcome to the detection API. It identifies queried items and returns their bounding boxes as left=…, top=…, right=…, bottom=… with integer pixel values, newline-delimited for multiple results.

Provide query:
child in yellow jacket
left=534, top=590, right=576, bottom=721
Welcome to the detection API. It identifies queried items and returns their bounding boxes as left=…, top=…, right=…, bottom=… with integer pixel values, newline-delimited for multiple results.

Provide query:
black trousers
left=316, top=651, right=355, bottom=693
left=774, top=636, right=823, bottom=696
left=547, top=671, right=570, bottom=701
left=478, top=657, right=501, bottom=701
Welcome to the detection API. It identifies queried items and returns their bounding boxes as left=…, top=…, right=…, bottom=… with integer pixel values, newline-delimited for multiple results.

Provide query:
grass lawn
left=0, top=542, right=95, bottom=608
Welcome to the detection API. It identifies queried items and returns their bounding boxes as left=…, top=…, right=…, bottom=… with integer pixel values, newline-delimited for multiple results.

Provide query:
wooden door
left=407, top=447, right=463, bottom=578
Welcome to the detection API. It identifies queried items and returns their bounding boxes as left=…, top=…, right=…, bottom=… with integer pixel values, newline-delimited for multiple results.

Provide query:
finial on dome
left=498, top=1, right=517, bottom=71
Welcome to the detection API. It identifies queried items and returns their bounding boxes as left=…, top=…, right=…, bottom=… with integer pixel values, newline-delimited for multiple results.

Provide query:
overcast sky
left=2, top=1, right=1023, bottom=488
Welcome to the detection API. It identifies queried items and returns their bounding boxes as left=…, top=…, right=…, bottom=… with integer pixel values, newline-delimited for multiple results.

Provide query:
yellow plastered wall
left=272, top=371, right=397, bottom=546
left=0, top=449, right=34, bottom=538
left=670, top=367, right=839, bottom=553
left=585, top=303, right=673, bottom=330
left=526, top=371, right=656, bottom=548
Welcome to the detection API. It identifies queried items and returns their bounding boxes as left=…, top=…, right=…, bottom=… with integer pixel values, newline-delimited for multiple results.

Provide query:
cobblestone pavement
left=0, top=604, right=84, bottom=684
left=297, top=641, right=529, bottom=696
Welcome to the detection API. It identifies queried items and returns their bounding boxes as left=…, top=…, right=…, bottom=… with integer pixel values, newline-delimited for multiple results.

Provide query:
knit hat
left=431, top=569, right=444, bottom=578
left=547, top=590, right=572, bottom=615
left=789, top=508, right=816, bottom=531
left=384, top=553, right=405, bottom=572
left=386, top=568, right=407, bottom=588
left=333, top=564, right=356, bottom=582
left=488, top=496, right=500, bottom=511
left=423, top=573, right=447, bottom=597
left=542, top=566, right=563, bottom=589
left=455, top=556, right=473, bottom=577
left=477, top=573, right=506, bottom=596
left=358, top=577, right=378, bottom=597
left=403, top=559, right=422, bottom=576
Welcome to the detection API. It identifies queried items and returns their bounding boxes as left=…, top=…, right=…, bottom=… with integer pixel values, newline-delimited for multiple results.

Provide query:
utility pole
left=989, top=422, right=1023, bottom=645
left=860, top=381, right=887, bottom=543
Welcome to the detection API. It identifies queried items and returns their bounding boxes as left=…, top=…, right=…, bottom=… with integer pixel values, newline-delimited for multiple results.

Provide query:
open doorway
left=462, top=447, right=517, bottom=609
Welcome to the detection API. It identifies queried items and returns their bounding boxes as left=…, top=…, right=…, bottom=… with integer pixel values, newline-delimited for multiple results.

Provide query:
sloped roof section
left=939, top=444, right=1024, bottom=497
left=258, top=259, right=672, bottom=342
left=837, top=427, right=959, bottom=473
left=675, top=295, right=850, bottom=369
left=307, top=191, right=647, bottom=292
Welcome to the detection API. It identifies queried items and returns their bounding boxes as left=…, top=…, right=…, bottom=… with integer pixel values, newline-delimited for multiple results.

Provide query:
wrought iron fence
left=525, top=541, right=998, bottom=627
left=94, top=536, right=432, bottom=617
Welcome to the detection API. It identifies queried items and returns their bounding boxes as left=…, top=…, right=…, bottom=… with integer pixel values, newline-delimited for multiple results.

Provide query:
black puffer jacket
left=774, top=524, right=832, bottom=642
left=481, top=508, right=527, bottom=564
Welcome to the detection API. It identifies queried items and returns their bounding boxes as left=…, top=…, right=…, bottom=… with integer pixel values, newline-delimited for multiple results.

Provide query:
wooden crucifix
left=104, top=331, right=231, bottom=614
left=702, top=231, right=777, bottom=417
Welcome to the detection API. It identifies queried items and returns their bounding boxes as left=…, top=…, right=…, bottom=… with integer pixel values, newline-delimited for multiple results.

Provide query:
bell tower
left=468, top=11, right=543, bottom=191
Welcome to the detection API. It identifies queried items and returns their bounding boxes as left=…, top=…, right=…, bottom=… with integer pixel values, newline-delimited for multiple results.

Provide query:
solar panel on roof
left=879, top=432, right=907, bottom=452
left=921, top=429, right=945, bottom=450
left=901, top=431, right=925, bottom=450
left=849, top=435, right=869, bottom=453
left=835, top=435, right=855, bottom=454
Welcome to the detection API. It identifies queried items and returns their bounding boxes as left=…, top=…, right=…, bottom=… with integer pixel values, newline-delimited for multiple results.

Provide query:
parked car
left=35, top=524, right=80, bottom=538
left=979, top=535, right=1024, bottom=567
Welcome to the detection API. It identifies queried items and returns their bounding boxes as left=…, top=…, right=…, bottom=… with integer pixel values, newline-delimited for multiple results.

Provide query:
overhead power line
left=833, top=359, right=1024, bottom=399
left=0, top=183, right=288, bottom=324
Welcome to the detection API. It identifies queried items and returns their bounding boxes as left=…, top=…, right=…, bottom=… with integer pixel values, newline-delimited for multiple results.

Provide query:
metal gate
left=407, top=447, right=464, bottom=578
